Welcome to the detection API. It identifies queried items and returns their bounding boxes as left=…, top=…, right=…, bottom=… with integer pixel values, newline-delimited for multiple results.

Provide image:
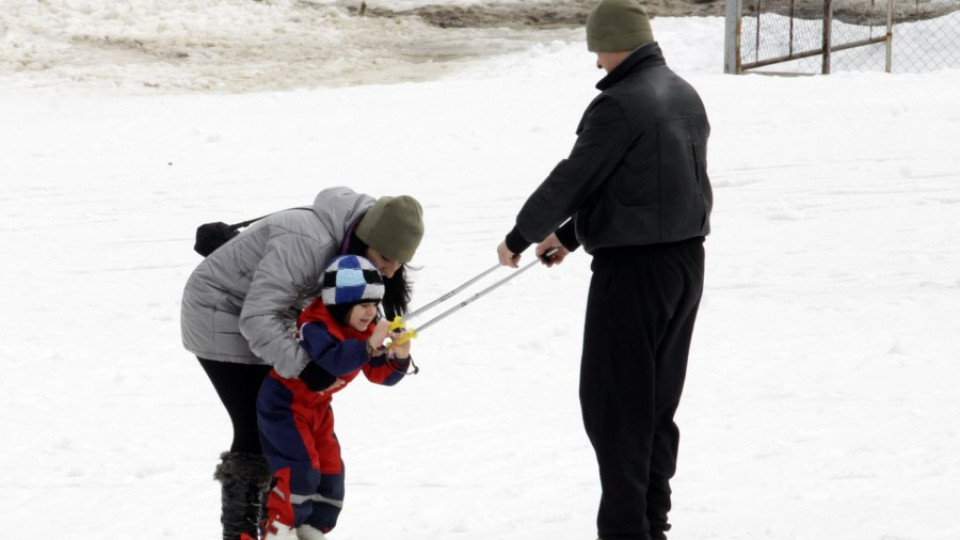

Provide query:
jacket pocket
left=658, top=117, right=708, bottom=239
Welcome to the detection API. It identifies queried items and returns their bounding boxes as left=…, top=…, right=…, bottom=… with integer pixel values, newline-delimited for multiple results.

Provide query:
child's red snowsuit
left=257, top=300, right=409, bottom=533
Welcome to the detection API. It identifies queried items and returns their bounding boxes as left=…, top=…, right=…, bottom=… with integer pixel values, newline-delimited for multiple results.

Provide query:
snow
left=2, top=1, right=959, bottom=540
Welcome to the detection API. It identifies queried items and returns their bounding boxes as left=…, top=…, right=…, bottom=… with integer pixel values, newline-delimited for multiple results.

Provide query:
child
left=255, top=255, right=413, bottom=540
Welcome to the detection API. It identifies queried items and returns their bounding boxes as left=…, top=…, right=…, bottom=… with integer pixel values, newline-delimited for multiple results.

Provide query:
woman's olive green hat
left=356, top=195, right=424, bottom=263
left=586, top=0, right=655, bottom=52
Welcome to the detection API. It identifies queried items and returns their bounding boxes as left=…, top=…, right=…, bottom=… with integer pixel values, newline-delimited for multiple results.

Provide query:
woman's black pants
left=199, top=358, right=273, bottom=453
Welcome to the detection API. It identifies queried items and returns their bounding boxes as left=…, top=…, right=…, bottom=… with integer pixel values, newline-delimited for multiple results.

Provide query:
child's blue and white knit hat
left=321, top=255, right=385, bottom=306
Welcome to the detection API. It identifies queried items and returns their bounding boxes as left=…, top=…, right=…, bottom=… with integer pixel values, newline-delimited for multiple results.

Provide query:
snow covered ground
left=1, top=1, right=959, bottom=540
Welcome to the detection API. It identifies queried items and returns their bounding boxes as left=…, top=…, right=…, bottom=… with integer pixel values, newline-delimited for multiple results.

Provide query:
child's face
left=347, top=301, right=379, bottom=332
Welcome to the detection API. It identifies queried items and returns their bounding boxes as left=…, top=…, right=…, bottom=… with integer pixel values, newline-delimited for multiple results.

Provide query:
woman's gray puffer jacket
left=181, top=186, right=375, bottom=378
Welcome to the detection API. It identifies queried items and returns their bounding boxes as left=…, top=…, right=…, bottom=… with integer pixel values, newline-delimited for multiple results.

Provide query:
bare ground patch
left=340, top=0, right=958, bottom=30
left=337, top=0, right=726, bottom=30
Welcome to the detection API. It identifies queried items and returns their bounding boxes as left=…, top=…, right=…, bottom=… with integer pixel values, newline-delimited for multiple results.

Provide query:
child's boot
left=296, top=524, right=327, bottom=540
left=262, top=468, right=300, bottom=540
left=262, top=520, right=295, bottom=540
left=213, top=451, right=272, bottom=540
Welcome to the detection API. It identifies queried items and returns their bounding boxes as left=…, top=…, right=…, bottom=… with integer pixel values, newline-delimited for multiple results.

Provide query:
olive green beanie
left=586, top=0, right=655, bottom=53
left=356, top=195, right=424, bottom=263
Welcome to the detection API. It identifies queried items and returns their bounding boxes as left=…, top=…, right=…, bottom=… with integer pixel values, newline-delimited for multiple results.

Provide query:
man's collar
left=596, top=42, right=664, bottom=90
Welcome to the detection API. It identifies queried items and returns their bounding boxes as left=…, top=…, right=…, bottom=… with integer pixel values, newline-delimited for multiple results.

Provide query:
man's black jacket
left=506, top=43, right=713, bottom=255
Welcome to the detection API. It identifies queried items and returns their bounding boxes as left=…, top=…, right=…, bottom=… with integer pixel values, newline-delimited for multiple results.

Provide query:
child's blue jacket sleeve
left=299, top=322, right=369, bottom=376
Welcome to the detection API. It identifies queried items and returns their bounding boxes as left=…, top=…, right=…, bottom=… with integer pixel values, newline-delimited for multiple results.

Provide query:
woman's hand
left=318, top=378, right=345, bottom=394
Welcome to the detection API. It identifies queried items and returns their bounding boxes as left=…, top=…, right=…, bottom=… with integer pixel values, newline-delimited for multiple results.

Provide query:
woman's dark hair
left=344, top=229, right=413, bottom=320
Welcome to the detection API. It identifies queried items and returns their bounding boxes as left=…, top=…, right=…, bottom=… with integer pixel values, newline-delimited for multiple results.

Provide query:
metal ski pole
left=407, top=248, right=557, bottom=337
left=404, top=263, right=501, bottom=321
left=386, top=263, right=500, bottom=335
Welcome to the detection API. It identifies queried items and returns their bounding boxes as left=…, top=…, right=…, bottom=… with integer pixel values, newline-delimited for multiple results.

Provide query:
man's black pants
left=581, top=238, right=705, bottom=540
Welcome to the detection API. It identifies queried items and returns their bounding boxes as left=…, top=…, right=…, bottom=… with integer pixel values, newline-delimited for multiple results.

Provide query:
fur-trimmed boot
left=214, top=451, right=273, bottom=540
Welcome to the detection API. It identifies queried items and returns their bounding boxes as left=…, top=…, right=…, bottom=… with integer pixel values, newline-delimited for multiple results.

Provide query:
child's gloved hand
left=388, top=330, right=411, bottom=360
left=367, top=320, right=391, bottom=356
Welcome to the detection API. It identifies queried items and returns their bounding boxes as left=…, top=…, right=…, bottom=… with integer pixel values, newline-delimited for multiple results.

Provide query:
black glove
left=299, top=362, right=337, bottom=392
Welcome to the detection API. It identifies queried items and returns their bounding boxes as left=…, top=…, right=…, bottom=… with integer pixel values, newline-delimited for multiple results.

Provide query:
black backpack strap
left=228, top=214, right=269, bottom=230
left=195, top=207, right=313, bottom=257
left=228, top=206, right=312, bottom=230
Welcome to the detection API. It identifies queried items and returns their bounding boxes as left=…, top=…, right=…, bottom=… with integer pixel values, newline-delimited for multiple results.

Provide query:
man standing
left=496, top=1, right=712, bottom=539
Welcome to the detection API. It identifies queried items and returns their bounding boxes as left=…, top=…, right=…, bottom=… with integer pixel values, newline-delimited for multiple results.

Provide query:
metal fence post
left=885, top=0, right=894, bottom=72
left=724, top=0, right=742, bottom=73
left=822, top=0, right=833, bottom=74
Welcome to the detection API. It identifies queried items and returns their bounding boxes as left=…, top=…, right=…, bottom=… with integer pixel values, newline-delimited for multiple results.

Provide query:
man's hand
left=536, top=233, right=570, bottom=268
left=497, top=241, right=520, bottom=268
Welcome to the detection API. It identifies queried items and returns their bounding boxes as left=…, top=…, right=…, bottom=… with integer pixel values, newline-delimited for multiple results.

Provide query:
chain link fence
left=724, top=0, right=960, bottom=73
